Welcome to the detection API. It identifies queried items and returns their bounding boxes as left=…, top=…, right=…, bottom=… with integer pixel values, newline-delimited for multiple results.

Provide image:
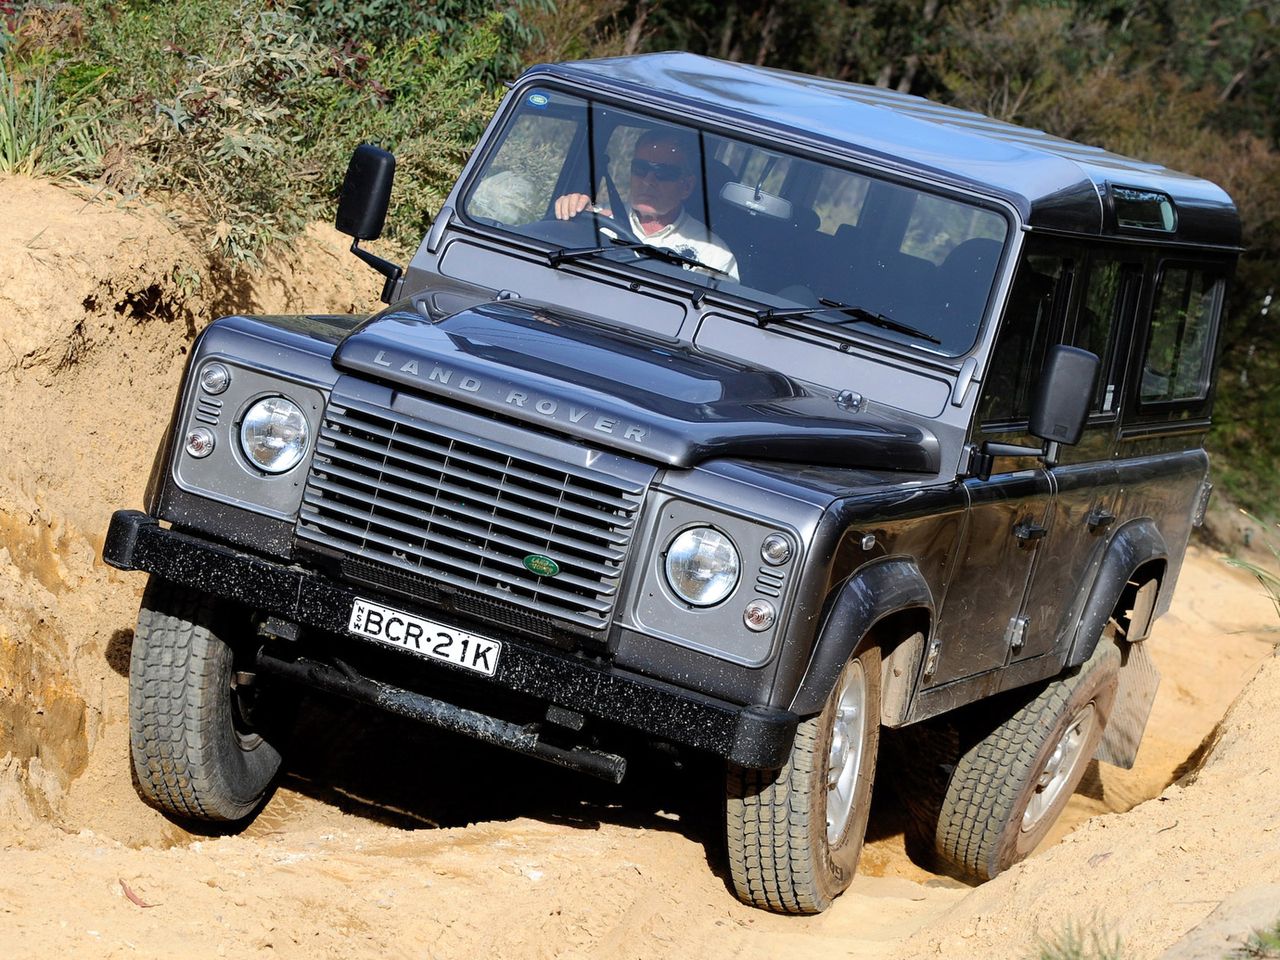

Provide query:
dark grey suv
left=105, top=53, right=1238, bottom=913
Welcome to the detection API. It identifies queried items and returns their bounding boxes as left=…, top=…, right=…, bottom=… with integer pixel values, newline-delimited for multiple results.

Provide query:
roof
left=527, top=52, right=1240, bottom=248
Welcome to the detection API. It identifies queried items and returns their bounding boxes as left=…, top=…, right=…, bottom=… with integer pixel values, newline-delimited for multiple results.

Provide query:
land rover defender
left=104, top=53, right=1239, bottom=913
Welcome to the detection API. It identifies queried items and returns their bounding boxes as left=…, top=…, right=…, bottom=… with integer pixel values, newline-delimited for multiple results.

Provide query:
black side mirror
left=336, top=144, right=395, bottom=240
left=968, top=344, right=1101, bottom=480
left=336, top=144, right=403, bottom=303
left=1029, top=345, right=1101, bottom=446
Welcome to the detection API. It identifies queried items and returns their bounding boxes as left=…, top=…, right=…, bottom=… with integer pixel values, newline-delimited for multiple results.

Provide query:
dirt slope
left=0, top=176, right=1277, bottom=960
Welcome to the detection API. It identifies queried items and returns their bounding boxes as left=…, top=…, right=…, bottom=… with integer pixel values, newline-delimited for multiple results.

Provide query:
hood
left=332, top=299, right=938, bottom=471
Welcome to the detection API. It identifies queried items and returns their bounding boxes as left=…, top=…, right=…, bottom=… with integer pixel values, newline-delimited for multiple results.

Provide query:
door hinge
left=1005, top=615, right=1029, bottom=653
left=923, top=635, right=942, bottom=678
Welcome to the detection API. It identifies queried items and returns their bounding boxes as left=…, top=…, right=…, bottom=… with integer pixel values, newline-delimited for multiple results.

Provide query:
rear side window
left=1140, top=265, right=1220, bottom=404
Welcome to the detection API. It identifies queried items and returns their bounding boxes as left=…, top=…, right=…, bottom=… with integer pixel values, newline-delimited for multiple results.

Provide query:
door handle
left=1087, top=507, right=1116, bottom=531
left=1014, top=521, right=1048, bottom=543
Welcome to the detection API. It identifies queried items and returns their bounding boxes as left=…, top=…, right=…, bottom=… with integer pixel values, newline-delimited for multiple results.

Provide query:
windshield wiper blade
left=547, top=239, right=627, bottom=266
left=625, top=241, right=730, bottom=277
left=755, top=297, right=942, bottom=345
left=549, top=237, right=728, bottom=277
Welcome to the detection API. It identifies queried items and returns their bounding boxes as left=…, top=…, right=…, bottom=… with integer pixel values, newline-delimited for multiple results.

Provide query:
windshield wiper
left=548, top=237, right=729, bottom=277
left=755, top=297, right=942, bottom=345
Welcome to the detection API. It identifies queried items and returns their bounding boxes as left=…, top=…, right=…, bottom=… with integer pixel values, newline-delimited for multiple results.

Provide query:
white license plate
left=347, top=598, right=502, bottom=677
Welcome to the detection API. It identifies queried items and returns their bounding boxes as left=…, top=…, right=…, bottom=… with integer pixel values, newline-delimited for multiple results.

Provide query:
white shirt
left=626, top=209, right=739, bottom=280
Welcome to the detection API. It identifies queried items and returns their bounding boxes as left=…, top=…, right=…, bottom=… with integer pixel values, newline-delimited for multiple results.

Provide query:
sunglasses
left=630, top=158, right=687, bottom=182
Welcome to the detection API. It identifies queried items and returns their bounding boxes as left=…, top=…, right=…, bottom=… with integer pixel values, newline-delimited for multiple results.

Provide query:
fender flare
left=788, top=557, right=933, bottom=717
left=1066, top=517, right=1168, bottom=667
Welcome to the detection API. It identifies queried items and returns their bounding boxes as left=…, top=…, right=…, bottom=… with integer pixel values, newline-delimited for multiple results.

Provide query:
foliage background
left=1, top=0, right=1276, bottom=513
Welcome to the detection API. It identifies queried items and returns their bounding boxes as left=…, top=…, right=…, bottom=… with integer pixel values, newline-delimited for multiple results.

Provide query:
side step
left=255, top=651, right=628, bottom=783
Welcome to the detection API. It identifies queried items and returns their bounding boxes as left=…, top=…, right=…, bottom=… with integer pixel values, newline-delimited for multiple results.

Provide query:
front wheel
left=128, top=577, right=284, bottom=822
left=726, top=646, right=881, bottom=914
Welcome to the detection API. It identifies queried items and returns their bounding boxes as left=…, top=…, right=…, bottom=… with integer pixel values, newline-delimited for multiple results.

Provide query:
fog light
left=185, top=426, right=215, bottom=458
left=761, top=533, right=792, bottom=565
left=743, top=599, right=776, bottom=632
left=200, top=362, right=231, bottom=395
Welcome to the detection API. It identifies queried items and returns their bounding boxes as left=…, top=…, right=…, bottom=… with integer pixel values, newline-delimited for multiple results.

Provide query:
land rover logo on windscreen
left=523, top=554, right=560, bottom=577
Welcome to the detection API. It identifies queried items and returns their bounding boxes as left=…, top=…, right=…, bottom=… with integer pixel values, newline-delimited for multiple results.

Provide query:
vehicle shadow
left=275, top=686, right=728, bottom=840
left=271, top=687, right=925, bottom=892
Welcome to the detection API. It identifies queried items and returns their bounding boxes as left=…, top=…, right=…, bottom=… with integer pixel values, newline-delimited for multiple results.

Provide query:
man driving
left=553, top=127, right=738, bottom=280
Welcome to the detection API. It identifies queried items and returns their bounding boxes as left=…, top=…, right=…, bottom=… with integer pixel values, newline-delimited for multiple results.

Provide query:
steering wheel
left=571, top=208, right=639, bottom=244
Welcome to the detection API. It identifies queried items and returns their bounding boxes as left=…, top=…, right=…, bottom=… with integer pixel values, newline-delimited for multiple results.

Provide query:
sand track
left=1, top=176, right=1277, bottom=959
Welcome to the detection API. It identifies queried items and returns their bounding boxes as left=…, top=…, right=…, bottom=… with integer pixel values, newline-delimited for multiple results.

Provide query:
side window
left=978, top=253, right=1072, bottom=426
left=1140, top=265, right=1221, bottom=404
left=1074, top=260, right=1140, bottom=415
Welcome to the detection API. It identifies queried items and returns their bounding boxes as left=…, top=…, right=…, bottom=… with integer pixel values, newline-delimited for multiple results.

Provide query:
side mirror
left=336, top=144, right=403, bottom=303
left=1029, top=345, right=1100, bottom=446
left=967, top=344, right=1101, bottom=480
left=336, top=143, right=395, bottom=240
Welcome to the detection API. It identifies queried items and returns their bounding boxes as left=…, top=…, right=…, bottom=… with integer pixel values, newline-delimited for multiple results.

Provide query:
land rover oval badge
left=523, top=554, right=560, bottom=577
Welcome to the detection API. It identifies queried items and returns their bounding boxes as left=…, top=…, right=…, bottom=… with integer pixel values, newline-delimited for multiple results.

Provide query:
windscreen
left=463, top=87, right=1009, bottom=356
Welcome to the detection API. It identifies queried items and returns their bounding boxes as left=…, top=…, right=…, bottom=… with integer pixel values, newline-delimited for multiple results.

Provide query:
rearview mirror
left=1030, top=345, right=1101, bottom=446
left=336, top=144, right=395, bottom=240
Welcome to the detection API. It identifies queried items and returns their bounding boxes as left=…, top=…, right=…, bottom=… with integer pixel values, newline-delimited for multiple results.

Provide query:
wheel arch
left=1066, top=518, right=1169, bottom=668
left=788, top=557, right=934, bottom=722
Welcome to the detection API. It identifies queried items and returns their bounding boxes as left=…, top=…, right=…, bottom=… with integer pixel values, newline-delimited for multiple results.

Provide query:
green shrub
left=295, top=17, right=502, bottom=252
left=300, top=0, right=553, bottom=84
left=24, top=0, right=504, bottom=265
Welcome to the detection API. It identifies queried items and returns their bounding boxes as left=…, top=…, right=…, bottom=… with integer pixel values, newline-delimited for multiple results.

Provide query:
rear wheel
left=128, top=577, right=283, bottom=822
left=933, top=639, right=1120, bottom=882
left=726, top=646, right=881, bottom=913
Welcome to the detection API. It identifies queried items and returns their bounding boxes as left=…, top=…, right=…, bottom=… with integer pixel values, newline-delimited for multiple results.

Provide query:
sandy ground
left=1, top=175, right=1278, bottom=959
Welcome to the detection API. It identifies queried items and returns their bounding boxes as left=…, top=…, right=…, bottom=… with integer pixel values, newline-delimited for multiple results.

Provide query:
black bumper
left=104, top=510, right=797, bottom=769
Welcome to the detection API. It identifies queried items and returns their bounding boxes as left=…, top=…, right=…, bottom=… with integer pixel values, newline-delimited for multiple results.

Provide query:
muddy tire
left=128, top=577, right=282, bottom=822
left=726, top=646, right=881, bottom=914
left=934, top=639, right=1121, bottom=882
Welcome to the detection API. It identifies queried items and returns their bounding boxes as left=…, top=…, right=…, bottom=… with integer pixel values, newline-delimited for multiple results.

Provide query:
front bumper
left=104, top=510, right=797, bottom=769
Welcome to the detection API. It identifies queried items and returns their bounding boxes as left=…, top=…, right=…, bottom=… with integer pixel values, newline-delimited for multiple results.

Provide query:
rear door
left=1014, top=253, right=1143, bottom=664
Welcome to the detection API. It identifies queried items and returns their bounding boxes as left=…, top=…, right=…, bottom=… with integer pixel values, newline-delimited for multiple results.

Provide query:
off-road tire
left=726, top=646, right=881, bottom=914
left=128, top=577, right=282, bottom=822
left=934, top=639, right=1120, bottom=882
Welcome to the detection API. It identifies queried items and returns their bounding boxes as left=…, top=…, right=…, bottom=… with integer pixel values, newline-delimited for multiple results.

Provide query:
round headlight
left=239, top=396, right=309, bottom=473
left=664, top=527, right=740, bottom=607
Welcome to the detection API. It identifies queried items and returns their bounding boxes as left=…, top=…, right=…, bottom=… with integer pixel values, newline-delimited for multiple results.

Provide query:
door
left=927, top=469, right=1053, bottom=685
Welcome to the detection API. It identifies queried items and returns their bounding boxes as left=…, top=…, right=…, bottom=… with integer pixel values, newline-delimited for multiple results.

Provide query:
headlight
left=239, top=396, right=309, bottom=473
left=664, top=526, right=740, bottom=606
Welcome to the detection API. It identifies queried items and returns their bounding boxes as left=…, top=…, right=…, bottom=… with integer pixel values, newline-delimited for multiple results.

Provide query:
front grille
left=296, top=392, right=647, bottom=637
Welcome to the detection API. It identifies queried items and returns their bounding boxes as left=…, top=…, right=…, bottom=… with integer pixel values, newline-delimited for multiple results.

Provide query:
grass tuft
left=1032, top=919, right=1125, bottom=960
left=1225, top=511, right=1280, bottom=622
left=0, top=61, right=102, bottom=178
left=1235, top=916, right=1280, bottom=958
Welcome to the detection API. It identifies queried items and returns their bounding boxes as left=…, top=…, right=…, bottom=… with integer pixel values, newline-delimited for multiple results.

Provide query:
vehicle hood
left=332, top=299, right=938, bottom=471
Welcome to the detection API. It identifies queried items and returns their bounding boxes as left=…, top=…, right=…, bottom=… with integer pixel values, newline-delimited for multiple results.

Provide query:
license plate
left=347, top=598, right=502, bottom=677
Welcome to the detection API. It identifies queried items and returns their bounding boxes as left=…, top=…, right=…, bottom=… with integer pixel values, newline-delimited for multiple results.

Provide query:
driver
left=553, top=128, right=738, bottom=280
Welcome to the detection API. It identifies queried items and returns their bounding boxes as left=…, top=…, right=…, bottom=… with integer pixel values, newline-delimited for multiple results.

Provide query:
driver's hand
left=555, top=193, right=601, bottom=220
